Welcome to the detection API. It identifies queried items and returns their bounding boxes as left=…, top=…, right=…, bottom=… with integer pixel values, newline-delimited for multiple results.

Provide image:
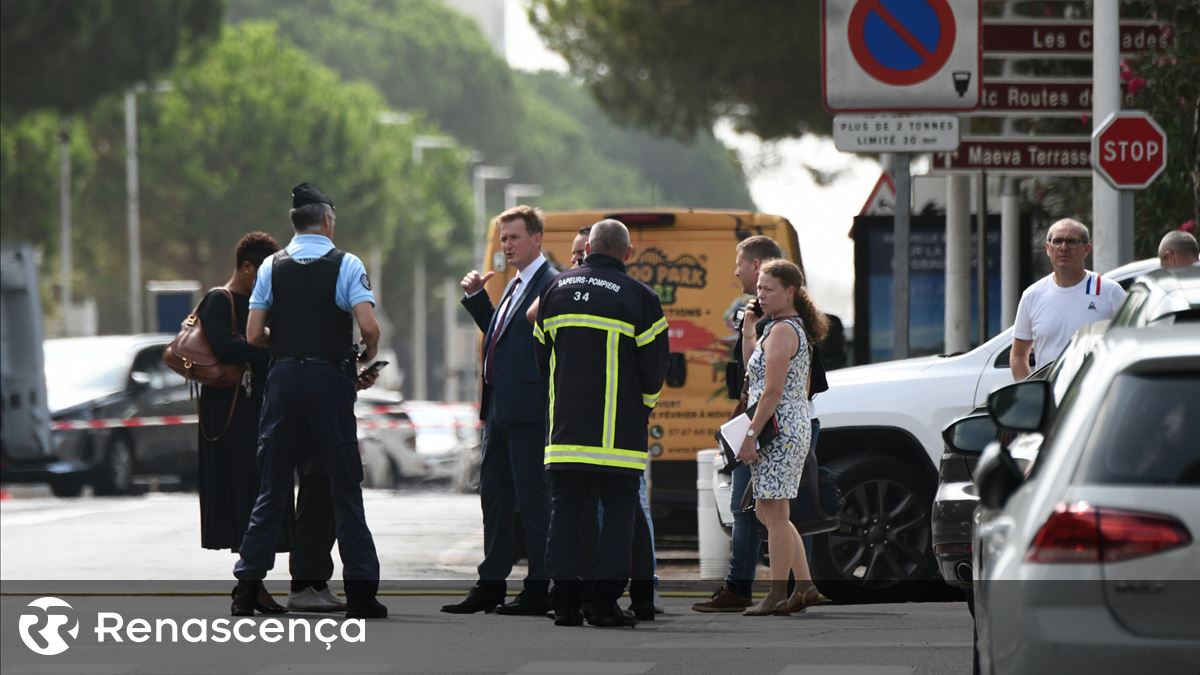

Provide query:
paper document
left=718, top=413, right=756, bottom=457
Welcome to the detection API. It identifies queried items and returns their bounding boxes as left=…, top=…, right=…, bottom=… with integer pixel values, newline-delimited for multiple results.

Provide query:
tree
left=516, top=71, right=753, bottom=209
left=228, top=0, right=522, bottom=161
left=0, top=0, right=223, bottom=115
left=529, top=0, right=829, bottom=140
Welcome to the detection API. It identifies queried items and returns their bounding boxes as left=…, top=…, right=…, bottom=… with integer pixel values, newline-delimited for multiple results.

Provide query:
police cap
left=291, top=182, right=335, bottom=210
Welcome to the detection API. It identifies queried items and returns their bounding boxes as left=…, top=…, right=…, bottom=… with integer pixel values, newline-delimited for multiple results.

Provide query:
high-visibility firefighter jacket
left=533, top=253, right=670, bottom=475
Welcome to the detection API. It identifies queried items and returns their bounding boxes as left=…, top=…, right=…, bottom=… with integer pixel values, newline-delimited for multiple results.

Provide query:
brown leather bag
left=163, top=288, right=244, bottom=389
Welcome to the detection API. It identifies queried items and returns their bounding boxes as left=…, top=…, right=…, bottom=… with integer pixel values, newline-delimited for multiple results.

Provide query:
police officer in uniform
left=533, top=219, right=669, bottom=627
left=232, top=183, right=386, bottom=619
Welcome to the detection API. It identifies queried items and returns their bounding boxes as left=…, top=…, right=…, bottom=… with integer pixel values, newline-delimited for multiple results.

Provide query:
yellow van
left=481, top=209, right=804, bottom=534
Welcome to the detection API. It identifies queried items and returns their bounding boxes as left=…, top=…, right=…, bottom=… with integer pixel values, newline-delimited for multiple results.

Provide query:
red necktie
left=484, top=277, right=521, bottom=385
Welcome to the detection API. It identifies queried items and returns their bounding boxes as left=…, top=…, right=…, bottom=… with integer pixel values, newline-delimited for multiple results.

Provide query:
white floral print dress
left=745, top=317, right=811, bottom=500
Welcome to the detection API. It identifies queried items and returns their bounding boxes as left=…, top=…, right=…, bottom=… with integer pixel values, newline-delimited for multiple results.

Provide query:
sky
left=503, top=1, right=880, bottom=324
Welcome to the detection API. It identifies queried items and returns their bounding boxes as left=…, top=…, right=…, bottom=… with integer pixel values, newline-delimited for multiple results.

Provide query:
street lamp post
left=124, top=81, right=172, bottom=334
left=409, top=134, right=455, bottom=402
left=472, top=165, right=512, bottom=268
left=504, top=183, right=543, bottom=209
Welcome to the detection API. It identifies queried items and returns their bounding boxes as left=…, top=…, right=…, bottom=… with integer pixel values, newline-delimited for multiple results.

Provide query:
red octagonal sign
left=1091, top=111, right=1168, bottom=190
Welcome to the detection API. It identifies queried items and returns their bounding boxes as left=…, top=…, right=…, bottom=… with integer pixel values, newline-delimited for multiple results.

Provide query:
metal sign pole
left=894, top=154, right=911, bottom=359
left=976, top=171, right=989, bottom=345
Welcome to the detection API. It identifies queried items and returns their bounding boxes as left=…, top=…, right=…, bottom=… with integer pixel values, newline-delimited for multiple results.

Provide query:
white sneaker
left=287, top=586, right=346, bottom=612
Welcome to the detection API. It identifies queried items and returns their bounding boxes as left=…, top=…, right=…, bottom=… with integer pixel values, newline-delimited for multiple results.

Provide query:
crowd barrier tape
left=50, top=407, right=481, bottom=432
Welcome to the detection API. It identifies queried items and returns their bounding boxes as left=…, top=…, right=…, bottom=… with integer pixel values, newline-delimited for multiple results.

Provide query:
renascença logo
left=18, top=597, right=80, bottom=656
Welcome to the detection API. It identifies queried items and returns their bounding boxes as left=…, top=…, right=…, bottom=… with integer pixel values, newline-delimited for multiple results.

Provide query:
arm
left=740, top=310, right=760, bottom=366
left=1010, top=338, right=1033, bottom=381
left=247, top=309, right=269, bottom=348
left=532, top=288, right=552, bottom=380
left=353, top=302, right=381, bottom=362
left=737, top=324, right=798, bottom=463
left=525, top=296, right=540, bottom=324
left=636, top=305, right=669, bottom=409
left=460, top=270, right=496, bottom=333
left=200, top=291, right=264, bottom=363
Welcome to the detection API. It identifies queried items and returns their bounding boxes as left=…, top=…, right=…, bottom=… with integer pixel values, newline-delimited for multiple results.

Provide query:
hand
left=742, top=303, right=760, bottom=334
left=461, top=270, right=496, bottom=295
left=736, top=435, right=758, bottom=463
left=357, top=341, right=377, bottom=363
left=355, top=366, right=379, bottom=391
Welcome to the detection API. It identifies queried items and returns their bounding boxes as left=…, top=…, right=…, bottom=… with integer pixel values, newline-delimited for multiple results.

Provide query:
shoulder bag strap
left=198, top=287, right=242, bottom=442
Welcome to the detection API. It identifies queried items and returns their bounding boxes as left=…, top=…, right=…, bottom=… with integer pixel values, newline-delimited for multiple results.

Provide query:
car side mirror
left=129, top=371, right=153, bottom=390
left=942, top=414, right=998, bottom=455
left=975, top=440, right=1025, bottom=510
left=988, top=380, right=1051, bottom=432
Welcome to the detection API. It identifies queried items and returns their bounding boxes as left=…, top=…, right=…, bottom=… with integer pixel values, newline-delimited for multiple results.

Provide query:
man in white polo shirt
left=1011, top=218, right=1127, bottom=380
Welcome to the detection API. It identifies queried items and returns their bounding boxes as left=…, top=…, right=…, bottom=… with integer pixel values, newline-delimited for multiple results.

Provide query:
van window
left=1076, top=371, right=1200, bottom=486
left=1109, top=286, right=1150, bottom=328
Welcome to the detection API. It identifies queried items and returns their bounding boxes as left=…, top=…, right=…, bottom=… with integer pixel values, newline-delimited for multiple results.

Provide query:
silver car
left=973, top=325, right=1200, bottom=675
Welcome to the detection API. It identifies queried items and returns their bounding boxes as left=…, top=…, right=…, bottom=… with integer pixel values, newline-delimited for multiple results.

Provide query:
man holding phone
left=232, top=182, right=387, bottom=619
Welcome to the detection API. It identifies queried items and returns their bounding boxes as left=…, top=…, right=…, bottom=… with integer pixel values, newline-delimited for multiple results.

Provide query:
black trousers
left=289, top=462, right=336, bottom=592
left=476, top=413, right=550, bottom=597
left=547, top=469, right=640, bottom=611
left=578, top=481, right=655, bottom=605
left=235, top=361, right=379, bottom=600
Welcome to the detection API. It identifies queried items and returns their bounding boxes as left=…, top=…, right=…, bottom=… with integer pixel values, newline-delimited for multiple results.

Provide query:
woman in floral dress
left=736, top=259, right=828, bottom=616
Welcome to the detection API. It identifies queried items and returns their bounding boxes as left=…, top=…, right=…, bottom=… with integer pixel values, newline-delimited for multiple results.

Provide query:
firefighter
left=533, top=218, right=670, bottom=628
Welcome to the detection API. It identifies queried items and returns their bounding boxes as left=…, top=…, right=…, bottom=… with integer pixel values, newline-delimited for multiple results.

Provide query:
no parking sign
left=823, top=0, right=981, bottom=112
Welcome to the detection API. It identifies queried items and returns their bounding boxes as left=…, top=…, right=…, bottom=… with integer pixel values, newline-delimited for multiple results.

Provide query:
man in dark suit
left=443, top=205, right=555, bottom=616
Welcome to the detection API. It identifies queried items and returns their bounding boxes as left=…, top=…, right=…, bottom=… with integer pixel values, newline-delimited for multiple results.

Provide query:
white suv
left=712, top=257, right=1158, bottom=603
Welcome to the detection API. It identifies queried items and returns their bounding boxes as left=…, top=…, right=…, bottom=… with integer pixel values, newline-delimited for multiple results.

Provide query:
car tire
left=92, top=436, right=134, bottom=496
left=50, top=476, right=86, bottom=498
left=809, top=454, right=937, bottom=604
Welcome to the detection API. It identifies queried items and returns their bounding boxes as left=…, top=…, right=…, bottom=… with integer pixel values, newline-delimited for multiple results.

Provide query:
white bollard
left=696, top=449, right=731, bottom=580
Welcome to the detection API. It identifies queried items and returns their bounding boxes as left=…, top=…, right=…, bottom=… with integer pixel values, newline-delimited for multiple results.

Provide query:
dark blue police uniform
left=234, top=188, right=380, bottom=609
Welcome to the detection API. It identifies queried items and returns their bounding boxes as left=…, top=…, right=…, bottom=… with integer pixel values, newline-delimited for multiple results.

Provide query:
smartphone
left=749, top=298, right=764, bottom=317
left=358, top=361, right=389, bottom=379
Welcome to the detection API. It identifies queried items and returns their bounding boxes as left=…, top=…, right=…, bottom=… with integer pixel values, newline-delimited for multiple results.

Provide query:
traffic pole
left=893, top=154, right=910, bottom=360
left=945, top=174, right=971, bottom=354
left=1092, top=0, right=1122, bottom=273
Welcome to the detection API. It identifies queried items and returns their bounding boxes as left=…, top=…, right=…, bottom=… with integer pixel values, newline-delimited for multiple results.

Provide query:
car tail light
left=1026, top=502, right=1192, bottom=564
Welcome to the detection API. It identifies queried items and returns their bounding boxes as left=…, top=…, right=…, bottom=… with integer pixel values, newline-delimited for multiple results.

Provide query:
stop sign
left=1091, top=111, right=1168, bottom=189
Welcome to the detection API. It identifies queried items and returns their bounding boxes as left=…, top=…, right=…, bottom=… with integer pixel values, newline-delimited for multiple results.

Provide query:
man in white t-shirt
left=1011, top=218, right=1127, bottom=380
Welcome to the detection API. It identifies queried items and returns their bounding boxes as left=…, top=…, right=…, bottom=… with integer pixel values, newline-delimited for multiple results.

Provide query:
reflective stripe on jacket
left=533, top=253, right=670, bottom=475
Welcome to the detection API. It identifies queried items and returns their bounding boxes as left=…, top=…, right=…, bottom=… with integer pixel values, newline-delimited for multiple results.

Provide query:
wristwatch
left=745, top=428, right=757, bottom=439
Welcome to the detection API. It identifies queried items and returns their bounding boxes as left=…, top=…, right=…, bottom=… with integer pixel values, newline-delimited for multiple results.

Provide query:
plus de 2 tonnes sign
left=822, top=0, right=981, bottom=113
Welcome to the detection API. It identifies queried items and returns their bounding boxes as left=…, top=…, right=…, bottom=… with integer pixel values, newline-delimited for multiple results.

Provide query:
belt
left=273, top=356, right=349, bottom=366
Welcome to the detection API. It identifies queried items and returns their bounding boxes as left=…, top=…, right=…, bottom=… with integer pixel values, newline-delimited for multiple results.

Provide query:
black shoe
left=495, top=591, right=552, bottom=616
left=346, top=597, right=388, bottom=620
left=552, top=608, right=584, bottom=627
left=586, top=604, right=638, bottom=628
left=628, top=603, right=656, bottom=621
left=230, top=582, right=257, bottom=617
left=440, top=587, right=503, bottom=614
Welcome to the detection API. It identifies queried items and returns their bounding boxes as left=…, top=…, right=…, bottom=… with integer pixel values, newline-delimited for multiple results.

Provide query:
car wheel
left=50, top=476, right=86, bottom=498
left=809, top=454, right=937, bottom=603
left=92, top=436, right=134, bottom=496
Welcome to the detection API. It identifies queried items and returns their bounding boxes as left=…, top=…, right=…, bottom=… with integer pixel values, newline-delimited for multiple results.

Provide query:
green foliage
left=1127, top=1, right=1200, bottom=250
left=517, top=71, right=753, bottom=210
left=228, top=0, right=521, bottom=161
left=529, top=0, right=829, bottom=141
left=0, top=0, right=223, bottom=115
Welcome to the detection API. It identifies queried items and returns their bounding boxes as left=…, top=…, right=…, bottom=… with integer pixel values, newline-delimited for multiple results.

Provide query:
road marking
left=257, top=665, right=394, bottom=674
left=4, top=666, right=136, bottom=674
left=637, top=641, right=971, bottom=649
left=511, top=663, right=657, bottom=674
left=778, top=666, right=915, bottom=675
left=0, top=498, right=165, bottom=527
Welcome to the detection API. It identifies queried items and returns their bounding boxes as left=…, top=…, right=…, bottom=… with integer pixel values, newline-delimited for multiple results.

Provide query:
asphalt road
left=0, top=487, right=974, bottom=673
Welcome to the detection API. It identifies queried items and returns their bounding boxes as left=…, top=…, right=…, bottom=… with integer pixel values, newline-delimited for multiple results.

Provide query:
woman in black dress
left=197, top=232, right=290, bottom=612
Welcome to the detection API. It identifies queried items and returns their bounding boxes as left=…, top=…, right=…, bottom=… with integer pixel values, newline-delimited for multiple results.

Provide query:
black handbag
left=716, top=400, right=779, bottom=469
left=740, top=450, right=843, bottom=536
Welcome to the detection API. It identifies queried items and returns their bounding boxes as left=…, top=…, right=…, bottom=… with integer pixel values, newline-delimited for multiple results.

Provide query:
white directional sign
left=823, top=0, right=982, bottom=112
left=834, top=114, right=960, bottom=152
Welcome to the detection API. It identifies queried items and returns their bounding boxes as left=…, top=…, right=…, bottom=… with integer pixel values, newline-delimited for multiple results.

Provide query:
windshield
left=43, top=340, right=129, bottom=393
